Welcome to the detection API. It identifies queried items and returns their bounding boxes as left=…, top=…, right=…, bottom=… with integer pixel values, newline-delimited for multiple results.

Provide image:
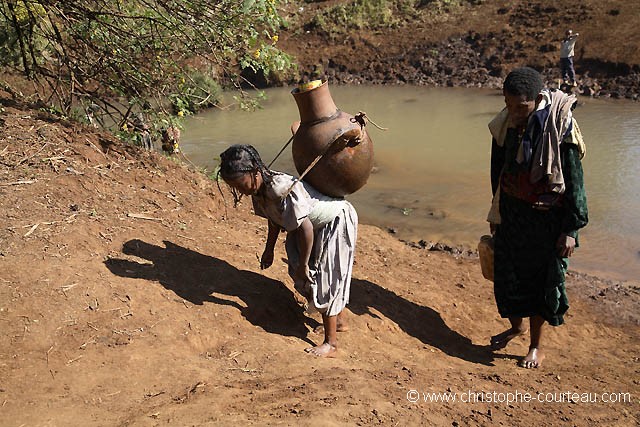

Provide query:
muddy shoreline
left=276, top=32, right=640, bottom=101
left=276, top=0, right=640, bottom=102
left=397, top=236, right=640, bottom=327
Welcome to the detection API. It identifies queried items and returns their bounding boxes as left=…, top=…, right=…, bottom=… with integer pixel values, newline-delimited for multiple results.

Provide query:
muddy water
left=181, top=86, right=640, bottom=282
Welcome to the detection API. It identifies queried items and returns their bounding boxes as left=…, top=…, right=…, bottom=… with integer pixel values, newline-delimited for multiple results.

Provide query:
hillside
left=1, top=97, right=639, bottom=424
left=277, top=0, right=640, bottom=99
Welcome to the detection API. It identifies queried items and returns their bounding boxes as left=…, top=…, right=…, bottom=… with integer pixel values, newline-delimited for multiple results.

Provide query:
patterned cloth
left=490, top=123, right=588, bottom=326
left=252, top=173, right=358, bottom=316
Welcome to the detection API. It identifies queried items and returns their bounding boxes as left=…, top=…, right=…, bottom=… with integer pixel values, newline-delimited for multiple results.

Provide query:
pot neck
left=292, top=82, right=339, bottom=123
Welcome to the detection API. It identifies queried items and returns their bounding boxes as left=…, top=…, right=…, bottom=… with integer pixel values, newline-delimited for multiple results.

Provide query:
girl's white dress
left=251, top=172, right=357, bottom=316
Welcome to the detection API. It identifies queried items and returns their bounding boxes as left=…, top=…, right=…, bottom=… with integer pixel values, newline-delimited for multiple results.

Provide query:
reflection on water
left=181, top=86, right=640, bottom=282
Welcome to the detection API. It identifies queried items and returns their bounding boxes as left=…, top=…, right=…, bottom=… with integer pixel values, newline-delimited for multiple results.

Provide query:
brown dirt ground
left=1, top=1, right=639, bottom=424
left=1, top=96, right=639, bottom=425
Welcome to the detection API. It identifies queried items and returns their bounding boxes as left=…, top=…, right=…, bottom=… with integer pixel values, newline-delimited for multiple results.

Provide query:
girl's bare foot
left=490, top=327, right=528, bottom=350
left=313, top=322, right=349, bottom=334
left=519, top=347, right=545, bottom=368
left=305, top=343, right=337, bottom=357
left=314, top=312, right=349, bottom=333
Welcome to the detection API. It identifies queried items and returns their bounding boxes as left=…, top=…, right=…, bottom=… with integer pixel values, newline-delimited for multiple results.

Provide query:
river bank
left=274, top=0, right=640, bottom=100
left=1, top=94, right=639, bottom=425
left=179, top=84, right=640, bottom=283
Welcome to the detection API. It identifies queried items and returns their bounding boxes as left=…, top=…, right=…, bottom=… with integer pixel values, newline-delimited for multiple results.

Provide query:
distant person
left=486, top=67, right=588, bottom=368
left=161, top=126, right=181, bottom=154
left=560, top=30, right=579, bottom=86
left=133, top=113, right=153, bottom=151
left=218, top=144, right=358, bottom=358
left=85, top=103, right=101, bottom=128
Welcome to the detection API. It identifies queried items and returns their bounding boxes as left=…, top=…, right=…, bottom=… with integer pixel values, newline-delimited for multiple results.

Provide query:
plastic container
left=478, top=234, right=494, bottom=281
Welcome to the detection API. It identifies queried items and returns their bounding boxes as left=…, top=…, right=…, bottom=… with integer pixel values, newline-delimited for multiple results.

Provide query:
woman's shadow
left=104, top=239, right=317, bottom=344
left=349, top=279, right=495, bottom=365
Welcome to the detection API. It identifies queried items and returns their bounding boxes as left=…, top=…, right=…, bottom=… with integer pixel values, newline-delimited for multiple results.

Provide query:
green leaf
left=243, top=0, right=256, bottom=13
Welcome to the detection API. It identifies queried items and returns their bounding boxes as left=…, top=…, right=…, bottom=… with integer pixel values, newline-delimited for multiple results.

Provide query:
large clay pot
left=291, top=81, right=374, bottom=197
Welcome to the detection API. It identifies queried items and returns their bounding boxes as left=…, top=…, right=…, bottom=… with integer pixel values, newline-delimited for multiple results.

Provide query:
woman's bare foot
left=305, top=342, right=337, bottom=357
left=490, top=327, right=528, bottom=350
left=519, top=347, right=545, bottom=368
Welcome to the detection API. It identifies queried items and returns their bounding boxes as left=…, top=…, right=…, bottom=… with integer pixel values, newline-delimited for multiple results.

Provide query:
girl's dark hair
left=217, top=144, right=273, bottom=206
left=503, top=67, right=544, bottom=101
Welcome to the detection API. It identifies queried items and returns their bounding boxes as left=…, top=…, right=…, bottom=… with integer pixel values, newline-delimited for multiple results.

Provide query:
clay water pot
left=291, top=81, right=374, bottom=197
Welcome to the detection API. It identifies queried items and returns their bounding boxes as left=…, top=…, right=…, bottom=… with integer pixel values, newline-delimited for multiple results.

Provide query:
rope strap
left=267, top=134, right=294, bottom=169
left=352, top=111, right=388, bottom=131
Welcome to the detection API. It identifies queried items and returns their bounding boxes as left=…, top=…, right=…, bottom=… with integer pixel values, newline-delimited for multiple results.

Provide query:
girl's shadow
left=106, top=240, right=494, bottom=364
left=104, top=239, right=317, bottom=343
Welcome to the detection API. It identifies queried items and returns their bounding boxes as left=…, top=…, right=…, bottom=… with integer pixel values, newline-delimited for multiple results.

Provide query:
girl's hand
left=260, top=249, right=274, bottom=270
left=294, top=264, right=312, bottom=284
left=556, top=233, right=576, bottom=258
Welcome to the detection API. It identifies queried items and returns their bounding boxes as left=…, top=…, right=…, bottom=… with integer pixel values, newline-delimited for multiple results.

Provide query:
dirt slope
left=1, top=99, right=639, bottom=425
left=278, top=0, right=640, bottom=98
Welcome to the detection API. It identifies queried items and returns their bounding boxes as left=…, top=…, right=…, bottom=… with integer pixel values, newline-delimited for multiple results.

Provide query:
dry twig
left=127, top=213, right=162, bottom=222
left=66, top=355, right=83, bottom=365
left=0, top=180, right=37, bottom=186
left=86, top=138, right=109, bottom=161
left=79, top=337, right=96, bottom=349
left=23, top=223, right=39, bottom=237
left=15, top=143, right=50, bottom=166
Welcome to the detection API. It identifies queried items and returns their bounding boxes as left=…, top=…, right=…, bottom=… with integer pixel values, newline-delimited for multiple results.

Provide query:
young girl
left=218, top=144, right=358, bottom=358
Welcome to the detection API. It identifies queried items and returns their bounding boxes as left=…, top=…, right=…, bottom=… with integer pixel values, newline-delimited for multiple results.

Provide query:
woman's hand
left=260, top=248, right=274, bottom=270
left=556, top=233, right=576, bottom=258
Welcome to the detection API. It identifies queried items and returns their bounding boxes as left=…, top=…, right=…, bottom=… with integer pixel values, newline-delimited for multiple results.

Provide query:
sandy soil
left=1, top=4, right=640, bottom=425
left=1, top=95, right=639, bottom=426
